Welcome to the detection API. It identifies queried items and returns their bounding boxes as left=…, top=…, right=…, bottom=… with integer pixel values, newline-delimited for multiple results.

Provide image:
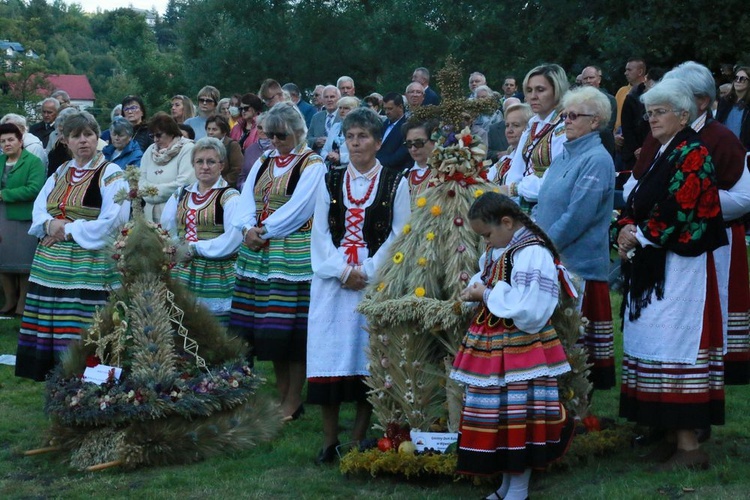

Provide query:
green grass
left=2, top=294, right=750, bottom=499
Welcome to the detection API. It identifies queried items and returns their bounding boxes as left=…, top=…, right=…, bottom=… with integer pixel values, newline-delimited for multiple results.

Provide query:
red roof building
left=45, top=74, right=96, bottom=109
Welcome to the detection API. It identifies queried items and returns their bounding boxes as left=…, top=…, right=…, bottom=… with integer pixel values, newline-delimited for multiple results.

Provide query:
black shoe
left=290, top=404, right=305, bottom=420
left=696, top=426, right=711, bottom=443
left=315, top=441, right=340, bottom=465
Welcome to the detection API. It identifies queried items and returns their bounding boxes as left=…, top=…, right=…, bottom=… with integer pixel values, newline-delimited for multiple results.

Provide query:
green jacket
left=0, top=149, right=47, bottom=221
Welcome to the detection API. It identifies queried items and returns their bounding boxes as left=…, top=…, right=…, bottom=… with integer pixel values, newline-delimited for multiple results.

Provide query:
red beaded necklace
left=191, top=189, right=214, bottom=205
left=345, top=170, right=377, bottom=206
left=274, top=154, right=295, bottom=168
left=409, top=168, right=431, bottom=185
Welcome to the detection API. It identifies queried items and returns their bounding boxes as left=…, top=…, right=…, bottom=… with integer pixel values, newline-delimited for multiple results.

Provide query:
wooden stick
left=86, top=460, right=123, bottom=472
left=24, top=446, right=61, bottom=456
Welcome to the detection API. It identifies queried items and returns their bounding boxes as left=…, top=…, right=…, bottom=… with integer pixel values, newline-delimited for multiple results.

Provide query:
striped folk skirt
left=724, top=223, right=750, bottom=385
left=580, top=280, right=615, bottom=390
left=619, top=253, right=725, bottom=429
left=15, top=241, right=116, bottom=381
left=456, top=378, right=574, bottom=475
left=171, top=255, right=237, bottom=326
left=229, top=236, right=312, bottom=363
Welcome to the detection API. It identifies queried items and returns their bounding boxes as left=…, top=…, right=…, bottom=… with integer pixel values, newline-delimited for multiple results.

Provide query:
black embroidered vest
left=325, top=166, right=402, bottom=257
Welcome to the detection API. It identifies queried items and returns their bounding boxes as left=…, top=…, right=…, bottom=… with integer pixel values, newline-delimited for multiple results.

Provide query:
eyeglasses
left=561, top=111, right=594, bottom=121
left=194, top=159, right=221, bottom=167
left=403, top=139, right=428, bottom=149
left=266, top=131, right=289, bottom=140
left=149, top=132, right=164, bottom=140
left=198, top=98, right=216, bottom=104
left=735, top=76, right=749, bottom=83
left=123, top=106, right=140, bottom=113
left=239, top=105, right=253, bottom=112
left=642, top=108, right=677, bottom=121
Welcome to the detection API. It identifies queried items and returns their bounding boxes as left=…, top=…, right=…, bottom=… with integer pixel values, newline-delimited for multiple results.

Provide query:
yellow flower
left=474, top=189, right=484, bottom=198
left=402, top=224, right=411, bottom=235
left=426, top=232, right=435, bottom=241
left=376, top=282, right=386, bottom=292
left=392, top=252, right=405, bottom=264
left=430, top=205, right=442, bottom=216
left=417, top=257, right=427, bottom=266
left=416, top=197, right=427, bottom=208
left=493, top=187, right=500, bottom=193
left=415, top=287, right=426, bottom=298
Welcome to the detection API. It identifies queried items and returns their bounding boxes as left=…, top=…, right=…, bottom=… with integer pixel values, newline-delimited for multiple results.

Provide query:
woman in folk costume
left=617, top=79, right=727, bottom=471
left=160, top=137, right=242, bottom=325
left=486, top=102, right=533, bottom=186
left=15, top=111, right=129, bottom=381
left=402, top=119, right=438, bottom=202
left=229, top=102, right=325, bottom=421
left=502, top=64, right=568, bottom=211
left=451, top=192, right=574, bottom=500
left=307, top=107, right=410, bottom=464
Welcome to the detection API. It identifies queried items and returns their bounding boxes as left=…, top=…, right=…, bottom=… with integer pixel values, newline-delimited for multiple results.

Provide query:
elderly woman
left=140, top=112, right=196, bottom=223
left=103, top=117, right=143, bottom=168
left=536, top=86, right=616, bottom=390
left=205, top=115, right=243, bottom=187
left=229, top=102, right=325, bottom=421
left=230, top=93, right=265, bottom=152
left=716, top=65, right=750, bottom=150
left=15, top=111, right=129, bottom=381
left=236, top=113, right=271, bottom=192
left=122, top=95, right=152, bottom=152
left=616, top=79, right=727, bottom=470
left=1, top=114, right=48, bottom=169
left=503, top=64, right=569, bottom=211
left=308, top=107, right=410, bottom=464
left=160, top=137, right=242, bottom=325
left=46, top=107, right=78, bottom=175
left=185, top=86, right=220, bottom=141
left=321, top=96, right=359, bottom=167
left=402, top=119, right=437, bottom=200
left=171, top=94, right=195, bottom=125
left=487, top=102, right=533, bottom=185
left=0, top=123, right=46, bottom=316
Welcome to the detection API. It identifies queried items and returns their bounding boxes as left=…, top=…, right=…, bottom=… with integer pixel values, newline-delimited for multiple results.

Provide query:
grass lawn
left=2, top=292, right=750, bottom=499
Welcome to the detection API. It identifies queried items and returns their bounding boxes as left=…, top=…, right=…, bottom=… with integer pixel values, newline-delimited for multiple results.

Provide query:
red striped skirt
left=580, top=280, right=615, bottom=390
left=619, top=254, right=725, bottom=428
left=724, top=223, right=750, bottom=385
left=456, top=377, right=574, bottom=475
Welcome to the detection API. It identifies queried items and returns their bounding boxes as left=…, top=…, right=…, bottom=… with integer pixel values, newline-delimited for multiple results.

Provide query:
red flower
left=681, top=150, right=703, bottom=173
left=697, top=187, right=721, bottom=218
left=461, top=134, right=472, bottom=146
left=583, top=415, right=601, bottom=432
left=675, top=173, right=700, bottom=209
left=647, top=219, right=667, bottom=238
left=678, top=231, right=692, bottom=243
left=85, top=355, right=100, bottom=368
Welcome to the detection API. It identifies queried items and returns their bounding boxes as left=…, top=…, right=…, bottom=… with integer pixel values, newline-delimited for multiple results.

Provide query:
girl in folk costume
left=307, top=108, right=410, bottom=464
left=403, top=119, right=438, bottom=202
left=502, top=65, right=568, bottom=211
left=16, top=112, right=129, bottom=381
left=487, top=103, right=533, bottom=186
left=450, top=192, right=575, bottom=500
left=160, top=137, right=243, bottom=325
left=229, top=102, right=326, bottom=421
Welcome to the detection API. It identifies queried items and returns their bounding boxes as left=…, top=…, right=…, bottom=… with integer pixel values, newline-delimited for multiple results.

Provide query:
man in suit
left=283, top=82, right=316, bottom=127
left=412, top=67, right=440, bottom=106
left=29, top=97, right=59, bottom=148
left=311, top=84, right=325, bottom=112
left=307, top=85, right=341, bottom=153
left=376, top=92, right=410, bottom=171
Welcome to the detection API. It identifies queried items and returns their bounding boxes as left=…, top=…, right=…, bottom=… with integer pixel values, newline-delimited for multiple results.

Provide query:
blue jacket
left=103, top=139, right=143, bottom=169
left=536, top=132, right=615, bottom=281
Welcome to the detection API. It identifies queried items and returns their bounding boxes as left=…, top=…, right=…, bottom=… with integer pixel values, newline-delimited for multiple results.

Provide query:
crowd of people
left=2, top=58, right=749, bottom=500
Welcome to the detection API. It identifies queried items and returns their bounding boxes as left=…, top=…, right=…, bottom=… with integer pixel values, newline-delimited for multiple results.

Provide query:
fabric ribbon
left=555, top=260, right=578, bottom=299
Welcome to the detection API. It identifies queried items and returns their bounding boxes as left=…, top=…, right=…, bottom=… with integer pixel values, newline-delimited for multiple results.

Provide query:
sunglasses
left=239, top=105, right=253, bottom=112
left=561, top=111, right=594, bottom=121
left=735, top=76, right=749, bottom=83
left=403, top=139, right=428, bottom=149
left=198, top=98, right=216, bottom=104
left=123, top=105, right=141, bottom=113
left=149, top=132, right=164, bottom=140
left=266, top=131, right=289, bottom=140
